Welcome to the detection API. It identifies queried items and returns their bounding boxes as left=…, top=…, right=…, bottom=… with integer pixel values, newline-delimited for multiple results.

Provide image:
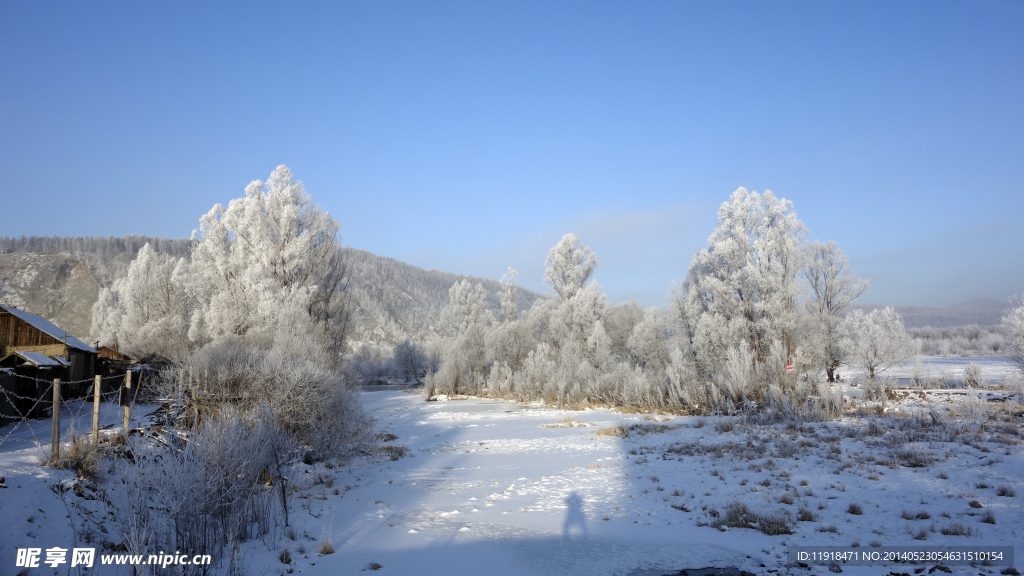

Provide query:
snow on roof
left=0, top=304, right=97, bottom=353
left=12, top=351, right=64, bottom=367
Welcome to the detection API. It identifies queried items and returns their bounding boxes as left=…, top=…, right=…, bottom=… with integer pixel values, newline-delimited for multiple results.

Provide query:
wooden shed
left=0, top=303, right=98, bottom=387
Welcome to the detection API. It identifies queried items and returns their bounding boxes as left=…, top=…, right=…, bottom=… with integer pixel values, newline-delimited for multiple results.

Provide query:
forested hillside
left=342, top=247, right=542, bottom=345
left=0, top=235, right=543, bottom=345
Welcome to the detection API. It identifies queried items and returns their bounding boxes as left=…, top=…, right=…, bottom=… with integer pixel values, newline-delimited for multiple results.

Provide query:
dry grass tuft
left=542, top=416, right=594, bottom=428
left=43, top=428, right=103, bottom=482
left=320, top=527, right=334, bottom=555
left=379, top=444, right=410, bottom=460
left=940, top=523, right=973, bottom=536
left=595, top=425, right=629, bottom=437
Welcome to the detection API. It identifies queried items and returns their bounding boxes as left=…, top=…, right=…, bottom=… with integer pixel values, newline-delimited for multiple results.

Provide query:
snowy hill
left=0, top=236, right=543, bottom=345
left=342, top=246, right=543, bottom=345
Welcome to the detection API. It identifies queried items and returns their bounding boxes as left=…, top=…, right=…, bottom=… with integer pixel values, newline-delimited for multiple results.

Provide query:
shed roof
left=8, top=351, right=64, bottom=367
left=0, top=304, right=97, bottom=353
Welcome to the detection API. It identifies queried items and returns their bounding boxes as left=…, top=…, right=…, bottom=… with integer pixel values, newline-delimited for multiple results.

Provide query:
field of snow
left=0, top=357, right=1021, bottom=576
left=840, top=356, right=1020, bottom=386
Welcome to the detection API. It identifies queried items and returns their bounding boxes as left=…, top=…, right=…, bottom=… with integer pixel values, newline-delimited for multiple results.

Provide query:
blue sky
left=1, top=1, right=1021, bottom=307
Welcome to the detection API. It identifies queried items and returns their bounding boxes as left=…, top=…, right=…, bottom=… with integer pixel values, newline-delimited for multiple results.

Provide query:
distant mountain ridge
left=852, top=298, right=1012, bottom=329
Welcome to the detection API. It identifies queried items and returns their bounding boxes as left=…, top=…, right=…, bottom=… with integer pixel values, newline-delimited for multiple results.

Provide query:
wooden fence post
left=93, top=374, right=101, bottom=443
left=123, top=369, right=131, bottom=433
left=51, top=378, right=60, bottom=459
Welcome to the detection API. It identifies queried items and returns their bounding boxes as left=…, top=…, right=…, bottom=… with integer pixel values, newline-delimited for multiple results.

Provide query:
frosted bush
left=962, top=363, right=983, bottom=388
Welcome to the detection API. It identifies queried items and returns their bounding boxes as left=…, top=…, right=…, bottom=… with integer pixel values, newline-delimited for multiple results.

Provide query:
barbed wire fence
left=0, top=370, right=142, bottom=470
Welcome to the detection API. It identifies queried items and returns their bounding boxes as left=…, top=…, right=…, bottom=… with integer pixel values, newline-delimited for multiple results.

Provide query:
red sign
left=785, top=363, right=794, bottom=373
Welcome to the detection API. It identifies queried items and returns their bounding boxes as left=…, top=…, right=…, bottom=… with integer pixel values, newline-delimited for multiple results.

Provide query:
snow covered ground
left=1, top=357, right=1021, bottom=576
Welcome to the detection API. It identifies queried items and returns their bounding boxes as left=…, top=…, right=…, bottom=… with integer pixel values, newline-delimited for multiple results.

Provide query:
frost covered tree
left=627, top=308, right=671, bottom=373
left=841, top=307, right=914, bottom=380
left=673, top=188, right=807, bottom=389
left=1004, top=295, right=1024, bottom=370
left=392, top=339, right=428, bottom=383
left=499, top=267, right=520, bottom=322
left=543, top=234, right=613, bottom=405
left=92, top=166, right=350, bottom=362
left=431, top=280, right=493, bottom=394
left=605, top=301, right=646, bottom=360
left=803, top=241, right=869, bottom=382
left=544, top=233, right=598, bottom=303
left=91, top=243, right=191, bottom=357
left=188, top=165, right=349, bottom=359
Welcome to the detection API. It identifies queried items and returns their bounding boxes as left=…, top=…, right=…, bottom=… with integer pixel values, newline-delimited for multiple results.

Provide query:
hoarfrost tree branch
left=803, top=240, right=869, bottom=382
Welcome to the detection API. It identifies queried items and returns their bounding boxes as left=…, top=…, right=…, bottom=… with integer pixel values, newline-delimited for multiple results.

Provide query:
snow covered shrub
left=180, top=340, right=371, bottom=462
left=711, top=501, right=794, bottom=535
left=756, top=509, right=795, bottom=535
left=619, top=365, right=660, bottom=411
left=963, top=362, right=983, bottom=388
left=959, top=389, right=987, bottom=430
left=864, top=376, right=895, bottom=402
left=320, top=526, right=335, bottom=555
left=111, top=407, right=284, bottom=573
left=810, top=381, right=844, bottom=417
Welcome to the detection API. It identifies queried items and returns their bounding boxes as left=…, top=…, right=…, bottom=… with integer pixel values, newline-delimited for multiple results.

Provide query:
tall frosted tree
left=499, top=267, right=520, bottom=323
left=543, top=234, right=612, bottom=404
left=188, top=165, right=349, bottom=358
left=673, top=188, right=807, bottom=387
left=803, top=240, right=869, bottom=382
left=431, top=279, right=493, bottom=394
left=93, top=165, right=350, bottom=361
left=544, top=233, right=597, bottom=303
